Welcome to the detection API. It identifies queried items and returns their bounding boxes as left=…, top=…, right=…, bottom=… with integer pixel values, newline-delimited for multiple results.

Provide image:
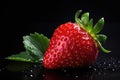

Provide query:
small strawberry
left=43, top=10, right=111, bottom=69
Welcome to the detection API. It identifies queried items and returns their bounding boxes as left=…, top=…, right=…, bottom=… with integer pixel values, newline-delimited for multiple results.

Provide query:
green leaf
left=5, top=52, right=34, bottom=62
left=87, top=18, right=93, bottom=32
left=92, top=17, right=104, bottom=34
left=23, top=32, right=50, bottom=61
left=75, top=10, right=82, bottom=24
left=96, top=34, right=107, bottom=44
left=81, top=12, right=89, bottom=26
left=5, top=32, right=50, bottom=62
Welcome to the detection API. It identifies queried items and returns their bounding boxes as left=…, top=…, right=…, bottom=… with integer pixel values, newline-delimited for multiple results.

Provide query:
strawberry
left=43, top=10, right=111, bottom=69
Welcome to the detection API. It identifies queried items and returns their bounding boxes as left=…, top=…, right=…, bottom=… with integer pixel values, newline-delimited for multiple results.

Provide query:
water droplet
left=104, top=67, right=107, bottom=70
left=112, top=62, right=115, bottom=65
left=103, top=62, right=106, bottom=65
left=24, top=75, right=27, bottom=78
left=75, top=75, right=79, bottom=78
left=112, top=68, right=115, bottom=71
left=93, top=68, right=96, bottom=71
left=63, top=69, right=67, bottom=73
left=30, top=74, right=33, bottom=77
left=34, top=65, right=37, bottom=67
left=108, top=63, right=111, bottom=67
left=30, top=69, right=33, bottom=72
left=42, top=74, right=45, bottom=78
left=89, top=66, right=92, bottom=69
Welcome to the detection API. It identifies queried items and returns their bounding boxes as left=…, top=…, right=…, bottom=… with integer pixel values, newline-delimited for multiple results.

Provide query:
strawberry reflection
left=43, top=67, right=94, bottom=80
left=23, top=65, right=120, bottom=80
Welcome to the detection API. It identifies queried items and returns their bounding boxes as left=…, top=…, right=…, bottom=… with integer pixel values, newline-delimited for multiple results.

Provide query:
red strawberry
left=43, top=10, right=111, bottom=69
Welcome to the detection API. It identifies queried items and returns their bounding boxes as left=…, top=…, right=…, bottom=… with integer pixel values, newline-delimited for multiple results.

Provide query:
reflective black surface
left=1, top=54, right=120, bottom=80
left=1, top=0, right=120, bottom=80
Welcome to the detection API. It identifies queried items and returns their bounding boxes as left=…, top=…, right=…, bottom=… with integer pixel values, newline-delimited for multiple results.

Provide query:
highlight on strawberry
left=5, top=10, right=111, bottom=69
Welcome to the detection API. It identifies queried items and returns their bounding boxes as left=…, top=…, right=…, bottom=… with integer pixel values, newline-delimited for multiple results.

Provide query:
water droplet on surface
left=63, top=69, right=67, bottom=73
left=103, top=62, right=106, bottom=65
left=30, top=74, right=33, bottom=77
left=112, top=68, right=115, bottom=72
left=33, top=64, right=37, bottom=68
left=75, top=75, right=79, bottom=78
left=89, top=66, right=92, bottom=69
left=108, top=63, right=111, bottom=67
left=30, top=69, right=33, bottom=72
left=93, top=68, right=96, bottom=71
left=112, top=62, right=115, bottom=65
left=92, top=55, right=120, bottom=72
left=104, top=67, right=107, bottom=70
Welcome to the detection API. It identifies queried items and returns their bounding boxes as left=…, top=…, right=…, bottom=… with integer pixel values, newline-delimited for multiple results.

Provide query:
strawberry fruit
left=43, top=10, right=111, bottom=69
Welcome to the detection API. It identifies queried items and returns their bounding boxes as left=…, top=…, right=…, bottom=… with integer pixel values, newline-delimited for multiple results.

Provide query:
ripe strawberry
left=43, top=10, right=111, bottom=69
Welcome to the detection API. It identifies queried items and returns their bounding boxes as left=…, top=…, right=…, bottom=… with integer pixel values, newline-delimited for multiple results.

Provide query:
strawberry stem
left=75, top=10, right=111, bottom=53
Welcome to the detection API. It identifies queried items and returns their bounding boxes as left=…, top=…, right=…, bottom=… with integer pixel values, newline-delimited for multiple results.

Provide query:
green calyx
left=75, top=10, right=111, bottom=53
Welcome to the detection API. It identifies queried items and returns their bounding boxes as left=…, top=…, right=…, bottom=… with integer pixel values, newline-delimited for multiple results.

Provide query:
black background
left=1, top=0, right=120, bottom=59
